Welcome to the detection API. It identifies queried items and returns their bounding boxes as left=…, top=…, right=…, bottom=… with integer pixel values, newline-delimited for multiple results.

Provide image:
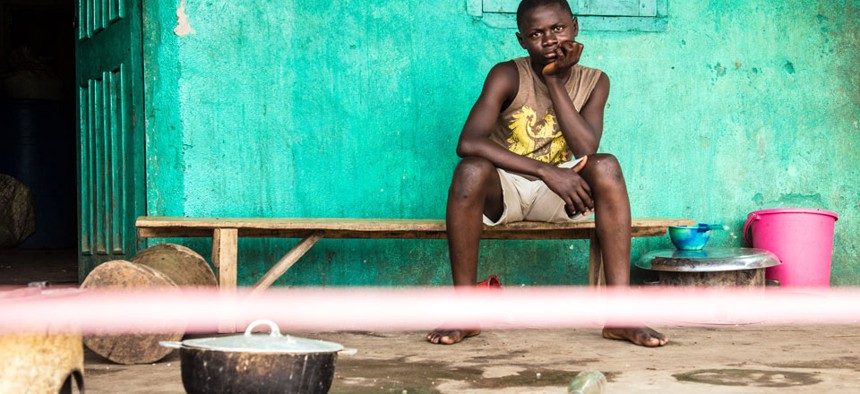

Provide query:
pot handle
left=244, top=319, right=283, bottom=337
left=159, top=341, right=183, bottom=349
left=742, top=213, right=759, bottom=247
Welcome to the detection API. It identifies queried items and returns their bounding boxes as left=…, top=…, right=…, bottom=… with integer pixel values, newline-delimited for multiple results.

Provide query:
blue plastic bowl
left=668, top=226, right=711, bottom=250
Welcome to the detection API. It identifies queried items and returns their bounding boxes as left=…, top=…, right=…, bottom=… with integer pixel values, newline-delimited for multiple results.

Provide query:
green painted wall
left=143, top=1, right=860, bottom=286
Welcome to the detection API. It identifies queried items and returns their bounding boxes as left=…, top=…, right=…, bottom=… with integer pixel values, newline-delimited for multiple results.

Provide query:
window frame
left=466, top=0, right=668, bottom=32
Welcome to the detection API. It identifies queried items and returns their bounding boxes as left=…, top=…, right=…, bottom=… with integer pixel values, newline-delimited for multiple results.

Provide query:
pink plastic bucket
left=744, top=208, right=838, bottom=287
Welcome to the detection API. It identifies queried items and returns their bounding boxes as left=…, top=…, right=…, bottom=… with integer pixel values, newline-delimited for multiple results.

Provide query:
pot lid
left=636, top=247, right=780, bottom=272
left=180, top=320, right=343, bottom=354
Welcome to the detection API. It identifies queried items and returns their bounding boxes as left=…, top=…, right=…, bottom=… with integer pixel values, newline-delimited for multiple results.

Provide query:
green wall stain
left=713, top=62, right=727, bottom=78
left=751, top=193, right=764, bottom=206
left=142, top=0, right=860, bottom=286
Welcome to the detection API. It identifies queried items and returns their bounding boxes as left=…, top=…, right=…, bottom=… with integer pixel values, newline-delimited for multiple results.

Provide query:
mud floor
left=79, top=324, right=860, bottom=393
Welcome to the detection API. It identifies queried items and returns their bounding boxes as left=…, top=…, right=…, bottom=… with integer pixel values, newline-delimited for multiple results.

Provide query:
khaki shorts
left=483, top=158, right=593, bottom=226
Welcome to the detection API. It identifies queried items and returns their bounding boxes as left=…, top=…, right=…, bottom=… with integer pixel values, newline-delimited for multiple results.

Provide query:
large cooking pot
left=162, top=320, right=343, bottom=394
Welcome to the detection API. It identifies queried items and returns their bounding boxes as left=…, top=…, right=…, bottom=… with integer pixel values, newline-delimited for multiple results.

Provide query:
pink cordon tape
left=1, top=286, right=859, bottom=334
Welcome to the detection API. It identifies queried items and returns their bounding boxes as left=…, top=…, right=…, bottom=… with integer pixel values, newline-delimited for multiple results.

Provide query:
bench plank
left=136, top=217, right=693, bottom=239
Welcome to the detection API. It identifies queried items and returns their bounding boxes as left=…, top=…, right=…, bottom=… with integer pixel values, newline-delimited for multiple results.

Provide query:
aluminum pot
left=162, top=320, right=343, bottom=394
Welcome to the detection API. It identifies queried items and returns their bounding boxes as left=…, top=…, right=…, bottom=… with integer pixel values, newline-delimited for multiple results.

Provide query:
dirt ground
left=3, top=249, right=860, bottom=393
left=80, top=324, right=860, bottom=394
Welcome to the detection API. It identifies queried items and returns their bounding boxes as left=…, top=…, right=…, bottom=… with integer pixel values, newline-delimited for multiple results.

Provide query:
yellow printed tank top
left=490, top=57, right=603, bottom=165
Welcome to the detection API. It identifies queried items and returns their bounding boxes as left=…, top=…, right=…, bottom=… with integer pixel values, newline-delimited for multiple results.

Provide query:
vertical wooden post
left=588, top=231, right=606, bottom=287
left=212, top=228, right=238, bottom=333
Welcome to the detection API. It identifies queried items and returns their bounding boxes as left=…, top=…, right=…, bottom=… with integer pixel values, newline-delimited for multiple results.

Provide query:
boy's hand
left=539, top=164, right=593, bottom=216
left=542, top=41, right=584, bottom=77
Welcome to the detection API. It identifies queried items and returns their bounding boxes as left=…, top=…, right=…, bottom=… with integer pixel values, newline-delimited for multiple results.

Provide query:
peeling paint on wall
left=174, top=0, right=195, bottom=37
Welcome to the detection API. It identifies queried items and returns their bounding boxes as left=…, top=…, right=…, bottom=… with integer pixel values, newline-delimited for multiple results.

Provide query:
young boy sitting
left=426, top=0, right=668, bottom=347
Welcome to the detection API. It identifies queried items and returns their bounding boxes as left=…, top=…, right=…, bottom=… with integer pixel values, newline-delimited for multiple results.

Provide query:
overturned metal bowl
left=636, top=247, right=781, bottom=287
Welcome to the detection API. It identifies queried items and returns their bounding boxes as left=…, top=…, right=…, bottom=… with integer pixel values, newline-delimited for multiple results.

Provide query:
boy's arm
left=458, top=61, right=595, bottom=214
left=457, top=62, right=560, bottom=178
left=544, top=41, right=610, bottom=158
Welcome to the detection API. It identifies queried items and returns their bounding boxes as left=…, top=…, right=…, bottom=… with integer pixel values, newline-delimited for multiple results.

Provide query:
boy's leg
left=577, top=154, right=669, bottom=347
left=427, top=157, right=504, bottom=345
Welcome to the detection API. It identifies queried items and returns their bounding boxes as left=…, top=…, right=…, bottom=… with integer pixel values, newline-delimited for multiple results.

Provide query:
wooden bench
left=135, top=217, right=694, bottom=293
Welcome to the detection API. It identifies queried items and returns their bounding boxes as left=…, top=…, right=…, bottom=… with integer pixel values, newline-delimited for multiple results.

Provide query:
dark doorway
left=0, top=0, right=77, bottom=281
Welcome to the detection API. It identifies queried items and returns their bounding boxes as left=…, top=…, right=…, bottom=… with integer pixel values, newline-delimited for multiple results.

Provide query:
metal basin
left=637, top=247, right=780, bottom=287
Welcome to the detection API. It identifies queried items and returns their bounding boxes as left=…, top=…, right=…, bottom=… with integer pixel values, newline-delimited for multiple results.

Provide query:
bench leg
left=588, top=232, right=606, bottom=287
left=212, top=228, right=238, bottom=333
left=248, top=232, right=324, bottom=298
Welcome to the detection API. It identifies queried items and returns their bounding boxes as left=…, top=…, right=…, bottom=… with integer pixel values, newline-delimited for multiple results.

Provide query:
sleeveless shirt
left=489, top=57, right=603, bottom=165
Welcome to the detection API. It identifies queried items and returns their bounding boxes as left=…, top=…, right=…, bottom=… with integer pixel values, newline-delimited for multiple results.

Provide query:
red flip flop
left=477, top=275, right=502, bottom=289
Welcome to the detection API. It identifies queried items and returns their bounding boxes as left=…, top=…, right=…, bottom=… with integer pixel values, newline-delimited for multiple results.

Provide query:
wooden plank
left=137, top=226, right=637, bottom=240
left=249, top=232, right=323, bottom=298
left=138, top=227, right=215, bottom=238
left=587, top=232, right=605, bottom=287
left=136, top=216, right=693, bottom=229
left=212, top=228, right=238, bottom=333
left=140, top=227, right=650, bottom=240
left=136, top=217, right=695, bottom=239
left=211, top=228, right=238, bottom=286
left=137, top=217, right=450, bottom=231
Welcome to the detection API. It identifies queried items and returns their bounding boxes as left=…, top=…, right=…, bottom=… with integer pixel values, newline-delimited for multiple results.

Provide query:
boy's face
left=516, top=4, right=578, bottom=67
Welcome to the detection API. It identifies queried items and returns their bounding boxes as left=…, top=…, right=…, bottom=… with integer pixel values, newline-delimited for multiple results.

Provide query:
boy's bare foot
left=426, top=328, right=481, bottom=345
left=602, top=326, right=668, bottom=347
